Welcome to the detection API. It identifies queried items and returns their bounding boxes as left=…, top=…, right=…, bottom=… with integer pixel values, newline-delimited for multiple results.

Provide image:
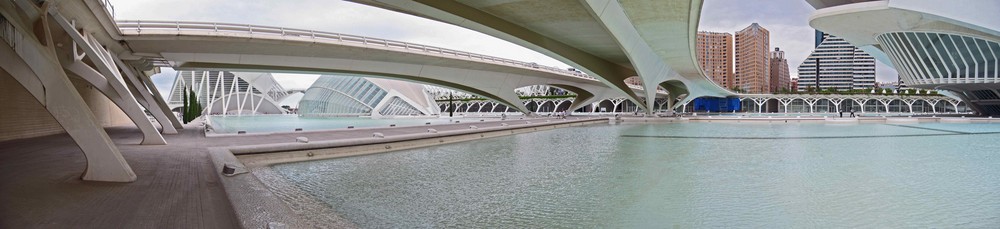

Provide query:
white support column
left=135, top=69, right=183, bottom=130
left=118, top=65, right=178, bottom=134
left=829, top=98, right=844, bottom=114
left=877, top=99, right=891, bottom=113
left=902, top=99, right=916, bottom=113
left=778, top=98, right=793, bottom=113
left=927, top=99, right=940, bottom=113
left=804, top=98, right=818, bottom=113
left=64, top=62, right=166, bottom=145
left=613, top=98, right=625, bottom=113
left=752, top=98, right=767, bottom=113
left=855, top=99, right=869, bottom=113
left=1, top=18, right=135, bottom=182
left=49, top=15, right=167, bottom=144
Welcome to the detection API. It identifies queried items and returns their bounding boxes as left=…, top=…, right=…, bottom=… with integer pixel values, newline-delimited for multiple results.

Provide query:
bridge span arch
left=119, top=21, right=645, bottom=114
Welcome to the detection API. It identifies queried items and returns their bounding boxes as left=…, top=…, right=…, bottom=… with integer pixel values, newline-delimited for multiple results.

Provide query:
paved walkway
left=0, top=116, right=598, bottom=228
left=0, top=125, right=240, bottom=228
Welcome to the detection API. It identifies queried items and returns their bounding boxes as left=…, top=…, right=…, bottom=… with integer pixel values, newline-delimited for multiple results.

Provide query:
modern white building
left=167, top=71, right=288, bottom=115
left=808, top=0, right=1000, bottom=114
left=298, top=75, right=440, bottom=117
left=797, top=32, right=876, bottom=91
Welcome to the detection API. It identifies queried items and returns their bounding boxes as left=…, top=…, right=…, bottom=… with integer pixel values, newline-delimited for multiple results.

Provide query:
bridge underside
left=3, top=0, right=722, bottom=183
left=349, top=0, right=734, bottom=114
left=123, top=30, right=646, bottom=114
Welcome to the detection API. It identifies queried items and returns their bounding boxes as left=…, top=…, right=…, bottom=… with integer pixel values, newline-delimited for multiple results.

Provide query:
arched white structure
left=808, top=0, right=1000, bottom=114
left=117, top=21, right=646, bottom=114
left=298, top=75, right=440, bottom=117
left=167, top=71, right=288, bottom=115
left=739, top=93, right=967, bottom=114
left=207, top=94, right=285, bottom=115
left=339, top=0, right=736, bottom=112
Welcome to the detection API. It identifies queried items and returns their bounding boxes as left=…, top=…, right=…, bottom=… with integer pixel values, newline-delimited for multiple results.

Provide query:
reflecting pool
left=272, top=123, right=1000, bottom=227
left=208, top=115, right=509, bottom=133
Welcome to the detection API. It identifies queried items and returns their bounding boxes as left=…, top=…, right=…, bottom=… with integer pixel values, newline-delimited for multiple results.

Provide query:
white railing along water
left=115, top=20, right=598, bottom=81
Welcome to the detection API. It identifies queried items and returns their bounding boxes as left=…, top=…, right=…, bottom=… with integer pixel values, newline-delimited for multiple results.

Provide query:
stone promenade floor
left=0, top=116, right=594, bottom=228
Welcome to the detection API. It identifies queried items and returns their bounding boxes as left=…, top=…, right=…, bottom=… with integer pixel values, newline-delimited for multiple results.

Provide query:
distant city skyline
left=110, top=0, right=900, bottom=94
left=699, top=0, right=898, bottom=82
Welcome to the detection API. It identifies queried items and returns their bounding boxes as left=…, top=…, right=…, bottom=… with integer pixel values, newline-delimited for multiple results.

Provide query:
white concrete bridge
left=117, top=20, right=678, bottom=114
left=349, top=0, right=736, bottom=111
left=4, top=0, right=703, bottom=182
left=8, top=0, right=983, bottom=183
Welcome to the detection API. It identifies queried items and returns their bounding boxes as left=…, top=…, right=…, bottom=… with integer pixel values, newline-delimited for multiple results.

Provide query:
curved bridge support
left=115, top=58, right=180, bottom=134
left=63, top=62, right=166, bottom=145
left=345, top=0, right=649, bottom=112
left=617, top=0, right=734, bottom=104
left=660, top=81, right=690, bottom=110
left=547, top=84, right=597, bottom=112
left=1, top=12, right=136, bottom=182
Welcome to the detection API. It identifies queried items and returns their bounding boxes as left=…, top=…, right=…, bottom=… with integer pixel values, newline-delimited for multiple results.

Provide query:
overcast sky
left=111, top=0, right=899, bottom=95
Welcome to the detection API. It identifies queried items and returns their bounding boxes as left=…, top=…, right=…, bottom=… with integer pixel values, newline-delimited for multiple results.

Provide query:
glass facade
left=876, top=32, right=1000, bottom=85
left=299, top=75, right=432, bottom=116
left=797, top=33, right=876, bottom=91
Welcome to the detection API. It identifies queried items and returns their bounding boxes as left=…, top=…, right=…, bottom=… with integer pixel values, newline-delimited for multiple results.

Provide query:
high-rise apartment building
left=769, top=47, right=791, bottom=93
left=797, top=31, right=876, bottom=91
left=696, top=31, right=733, bottom=88
left=734, top=23, right=770, bottom=93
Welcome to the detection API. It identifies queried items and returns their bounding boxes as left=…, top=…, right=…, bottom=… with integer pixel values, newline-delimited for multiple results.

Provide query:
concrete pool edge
left=618, top=116, right=1000, bottom=124
left=203, top=116, right=999, bottom=227
left=204, top=116, right=563, bottom=137
left=206, top=117, right=608, bottom=228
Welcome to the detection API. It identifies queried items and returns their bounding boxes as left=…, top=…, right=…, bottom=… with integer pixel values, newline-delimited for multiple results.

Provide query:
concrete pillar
left=114, top=58, right=179, bottom=134
left=135, top=70, right=184, bottom=130
left=50, top=12, right=170, bottom=141
left=2, top=34, right=136, bottom=182
left=63, top=62, right=166, bottom=145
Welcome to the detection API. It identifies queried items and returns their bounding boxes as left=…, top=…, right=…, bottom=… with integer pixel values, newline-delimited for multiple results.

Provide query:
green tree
left=182, top=86, right=190, bottom=124
left=182, top=88, right=202, bottom=123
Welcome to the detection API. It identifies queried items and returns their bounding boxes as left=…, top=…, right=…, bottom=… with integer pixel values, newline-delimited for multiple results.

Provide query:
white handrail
left=115, top=20, right=598, bottom=81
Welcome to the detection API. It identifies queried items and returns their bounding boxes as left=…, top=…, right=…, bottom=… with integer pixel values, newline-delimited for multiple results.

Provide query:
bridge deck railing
left=115, top=20, right=598, bottom=81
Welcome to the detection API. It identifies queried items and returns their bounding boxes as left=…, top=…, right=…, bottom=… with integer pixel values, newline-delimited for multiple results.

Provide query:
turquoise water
left=272, top=123, right=1000, bottom=227
left=208, top=115, right=506, bottom=133
left=712, top=112, right=923, bottom=117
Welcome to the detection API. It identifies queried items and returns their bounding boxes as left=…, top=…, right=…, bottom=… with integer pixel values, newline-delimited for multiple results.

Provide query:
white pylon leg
left=1, top=23, right=136, bottom=182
